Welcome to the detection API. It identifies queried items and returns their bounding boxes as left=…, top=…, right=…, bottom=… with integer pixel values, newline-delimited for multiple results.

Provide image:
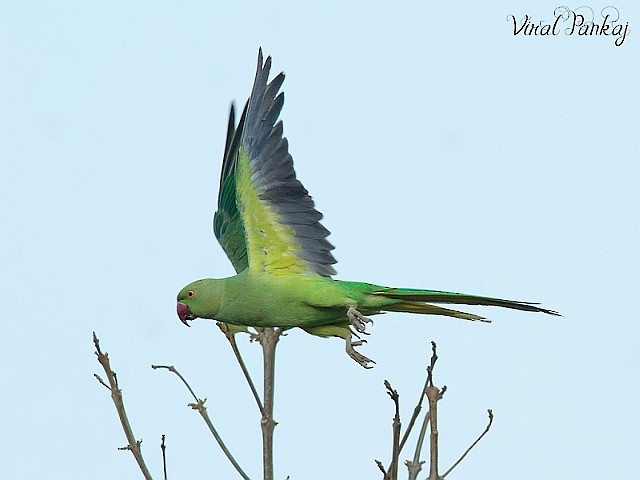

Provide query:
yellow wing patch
left=236, top=149, right=310, bottom=275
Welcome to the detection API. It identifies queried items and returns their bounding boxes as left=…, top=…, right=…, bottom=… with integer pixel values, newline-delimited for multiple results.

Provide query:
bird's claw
left=346, top=333, right=376, bottom=369
left=347, top=306, right=373, bottom=335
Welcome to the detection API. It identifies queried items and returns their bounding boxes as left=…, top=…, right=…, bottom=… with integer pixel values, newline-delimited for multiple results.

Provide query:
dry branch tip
left=93, top=333, right=152, bottom=480
left=153, top=361, right=250, bottom=480
left=161, top=434, right=168, bottom=480
left=426, top=341, right=439, bottom=387
left=93, top=373, right=111, bottom=390
left=441, top=408, right=495, bottom=478
left=438, top=385, right=447, bottom=400
left=375, top=459, right=387, bottom=476
left=384, top=380, right=399, bottom=403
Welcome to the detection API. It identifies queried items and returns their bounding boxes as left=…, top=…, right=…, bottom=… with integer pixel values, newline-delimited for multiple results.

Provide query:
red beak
left=177, top=302, right=191, bottom=326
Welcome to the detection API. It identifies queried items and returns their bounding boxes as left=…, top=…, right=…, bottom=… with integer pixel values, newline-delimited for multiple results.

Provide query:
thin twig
left=152, top=364, right=250, bottom=480
left=426, top=341, right=438, bottom=388
left=406, top=412, right=427, bottom=480
left=257, top=327, right=282, bottom=480
left=407, top=342, right=441, bottom=480
left=441, top=409, right=494, bottom=478
left=160, top=435, right=167, bottom=480
left=398, top=375, right=428, bottom=453
left=375, top=459, right=388, bottom=477
left=218, top=322, right=265, bottom=416
left=400, top=341, right=439, bottom=454
left=94, top=373, right=111, bottom=390
left=425, top=342, right=441, bottom=480
left=93, top=332, right=153, bottom=480
left=383, top=380, right=401, bottom=480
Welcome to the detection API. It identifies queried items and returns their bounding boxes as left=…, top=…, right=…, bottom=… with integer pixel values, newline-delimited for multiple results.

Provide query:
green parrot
left=177, top=49, right=558, bottom=368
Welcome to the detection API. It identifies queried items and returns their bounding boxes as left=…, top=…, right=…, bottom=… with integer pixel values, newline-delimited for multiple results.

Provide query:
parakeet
left=177, top=49, right=558, bottom=368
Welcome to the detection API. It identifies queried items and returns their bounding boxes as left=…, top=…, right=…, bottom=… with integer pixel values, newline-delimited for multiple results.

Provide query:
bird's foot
left=346, top=333, right=376, bottom=369
left=347, top=306, right=373, bottom=335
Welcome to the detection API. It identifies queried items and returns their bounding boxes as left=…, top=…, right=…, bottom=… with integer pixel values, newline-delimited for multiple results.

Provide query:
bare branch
left=383, top=380, right=401, bottom=480
left=375, top=459, right=388, bottom=477
left=407, top=343, right=442, bottom=480
left=426, top=341, right=438, bottom=388
left=400, top=340, right=440, bottom=453
left=160, top=435, right=167, bottom=480
left=217, top=322, right=265, bottom=416
left=406, top=342, right=442, bottom=480
left=438, top=385, right=447, bottom=400
left=402, top=340, right=443, bottom=480
left=93, top=332, right=153, bottom=480
left=425, top=386, right=441, bottom=480
left=152, top=364, right=250, bottom=480
left=406, top=404, right=428, bottom=480
left=256, top=327, right=282, bottom=480
left=398, top=378, right=427, bottom=454
left=405, top=451, right=426, bottom=480
left=442, top=409, right=494, bottom=478
left=93, top=373, right=111, bottom=391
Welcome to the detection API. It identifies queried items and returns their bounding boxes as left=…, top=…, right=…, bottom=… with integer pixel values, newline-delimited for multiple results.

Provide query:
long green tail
left=371, top=288, right=559, bottom=322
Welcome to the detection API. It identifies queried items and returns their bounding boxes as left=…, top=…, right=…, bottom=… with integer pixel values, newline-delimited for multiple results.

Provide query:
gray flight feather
left=240, top=48, right=337, bottom=276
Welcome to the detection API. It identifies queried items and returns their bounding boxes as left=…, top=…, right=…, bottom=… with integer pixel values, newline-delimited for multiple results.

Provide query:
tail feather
left=372, top=288, right=559, bottom=316
left=383, top=301, right=490, bottom=322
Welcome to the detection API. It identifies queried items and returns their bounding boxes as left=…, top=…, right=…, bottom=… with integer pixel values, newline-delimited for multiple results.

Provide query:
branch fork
left=376, top=341, right=494, bottom=480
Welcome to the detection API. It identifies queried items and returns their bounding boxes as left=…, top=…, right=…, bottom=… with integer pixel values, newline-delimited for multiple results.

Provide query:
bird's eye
left=187, top=290, right=195, bottom=298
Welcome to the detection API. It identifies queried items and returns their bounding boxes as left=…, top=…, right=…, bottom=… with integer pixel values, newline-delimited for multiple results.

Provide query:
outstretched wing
left=213, top=49, right=337, bottom=276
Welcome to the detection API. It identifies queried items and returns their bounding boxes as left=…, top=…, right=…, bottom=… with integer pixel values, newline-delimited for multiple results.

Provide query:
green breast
left=216, top=271, right=351, bottom=328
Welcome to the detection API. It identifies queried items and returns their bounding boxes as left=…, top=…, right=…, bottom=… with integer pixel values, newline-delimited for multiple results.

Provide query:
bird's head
left=176, top=279, right=222, bottom=326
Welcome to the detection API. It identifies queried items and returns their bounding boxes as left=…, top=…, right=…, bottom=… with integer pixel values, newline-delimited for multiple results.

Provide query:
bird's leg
left=346, top=332, right=376, bottom=369
left=347, top=306, right=373, bottom=335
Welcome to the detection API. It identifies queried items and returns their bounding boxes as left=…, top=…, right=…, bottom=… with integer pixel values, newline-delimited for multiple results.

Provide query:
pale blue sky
left=2, top=2, right=638, bottom=479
